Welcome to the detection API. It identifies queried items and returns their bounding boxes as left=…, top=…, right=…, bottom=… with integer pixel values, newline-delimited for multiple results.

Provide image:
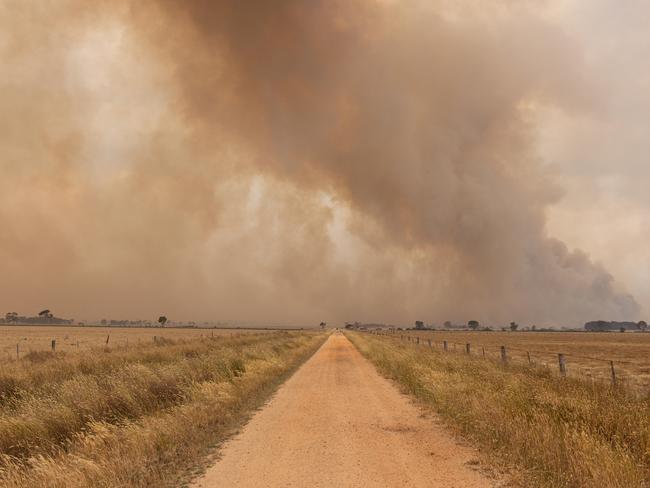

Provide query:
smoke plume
left=0, top=0, right=639, bottom=326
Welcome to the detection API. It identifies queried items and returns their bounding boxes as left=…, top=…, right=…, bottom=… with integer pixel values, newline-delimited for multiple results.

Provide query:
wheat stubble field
left=0, top=325, right=278, bottom=359
left=406, top=330, right=650, bottom=390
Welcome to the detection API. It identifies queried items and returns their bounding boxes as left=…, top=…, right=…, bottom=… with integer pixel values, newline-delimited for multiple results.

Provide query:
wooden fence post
left=106, top=334, right=110, bottom=345
left=482, top=347, right=485, bottom=358
left=558, top=354, right=567, bottom=376
left=443, top=340, right=448, bottom=352
left=16, top=343, right=19, bottom=360
left=416, top=337, right=420, bottom=345
left=51, top=339, right=56, bottom=352
left=500, top=346, right=507, bottom=364
left=527, top=352, right=531, bottom=365
left=465, top=343, right=471, bottom=355
left=610, top=360, right=617, bottom=386
left=428, top=339, right=432, bottom=348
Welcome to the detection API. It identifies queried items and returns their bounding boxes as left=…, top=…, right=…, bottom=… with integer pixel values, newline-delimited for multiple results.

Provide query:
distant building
left=584, top=321, right=642, bottom=332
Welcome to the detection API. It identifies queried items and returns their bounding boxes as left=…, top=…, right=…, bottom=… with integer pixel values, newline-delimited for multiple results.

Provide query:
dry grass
left=348, top=331, right=650, bottom=488
left=404, top=330, right=650, bottom=390
left=0, top=331, right=326, bottom=487
left=0, top=325, right=279, bottom=358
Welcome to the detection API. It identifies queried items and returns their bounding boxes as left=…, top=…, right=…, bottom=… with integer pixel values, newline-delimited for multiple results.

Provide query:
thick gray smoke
left=0, top=0, right=639, bottom=326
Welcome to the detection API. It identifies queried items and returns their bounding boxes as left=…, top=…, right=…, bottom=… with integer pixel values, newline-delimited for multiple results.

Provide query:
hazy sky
left=0, top=1, right=648, bottom=326
left=539, top=0, right=650, bottom=319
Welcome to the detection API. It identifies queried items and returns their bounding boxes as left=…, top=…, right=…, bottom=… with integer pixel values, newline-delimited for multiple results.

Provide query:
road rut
left=191, top=333, right=496, bottom=487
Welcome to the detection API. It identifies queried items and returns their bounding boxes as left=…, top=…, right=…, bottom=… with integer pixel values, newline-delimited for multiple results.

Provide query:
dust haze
left=0, top=0, right=638, bottom=326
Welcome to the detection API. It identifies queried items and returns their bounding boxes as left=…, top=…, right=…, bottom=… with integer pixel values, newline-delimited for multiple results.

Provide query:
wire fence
left=361, top=330, right=650, bottom=393
left=1, top=330, right=281, bottom=361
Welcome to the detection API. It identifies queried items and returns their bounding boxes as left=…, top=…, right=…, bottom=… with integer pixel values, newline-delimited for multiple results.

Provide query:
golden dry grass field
left=0, top=325, right=279, bottom=360
left=402, top=330, right=650, bottom=390
left=348, top=331, right=650, bottom=487
left=0, top=330, right=326, bottom=487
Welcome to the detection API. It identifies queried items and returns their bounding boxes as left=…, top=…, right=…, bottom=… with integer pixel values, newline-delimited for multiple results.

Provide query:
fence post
left=527, top=351, right=531, bottom=365
left=558, top=354, right=567, bottom=376
left=465, top=343, right=471, bottom=355
left=16, top=343, right=19, bottom=360
left=51, top=339, right=56, bottom=352
left=106, top=334, right=110, bottom=345
left=428, top=339, right=432, bottom=348
left=443, top=340, right=448, bottom=352
left=482, top=347, right=485, bottom=358
left=500, top=346, right=507, bottom=364
left=416, top=337, right=420, bottom=345
left=610, top=361, right=617, bottom=386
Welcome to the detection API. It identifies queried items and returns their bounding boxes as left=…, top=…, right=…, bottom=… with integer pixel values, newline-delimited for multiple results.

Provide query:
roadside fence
left=360, top=330, right=647, bottom=392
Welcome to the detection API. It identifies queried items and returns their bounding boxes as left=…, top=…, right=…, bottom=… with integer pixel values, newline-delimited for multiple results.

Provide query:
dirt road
left=191, top=333, right=496, bottom=487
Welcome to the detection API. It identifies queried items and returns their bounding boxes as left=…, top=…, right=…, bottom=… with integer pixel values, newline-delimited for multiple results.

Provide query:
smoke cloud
left=0, top=0, right=639, bottom=326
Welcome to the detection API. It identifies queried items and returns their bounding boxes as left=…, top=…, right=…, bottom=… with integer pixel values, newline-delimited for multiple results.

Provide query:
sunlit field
left=399, top=330, right=650, bottom=390
left=0, top=325, right=282, bottom=359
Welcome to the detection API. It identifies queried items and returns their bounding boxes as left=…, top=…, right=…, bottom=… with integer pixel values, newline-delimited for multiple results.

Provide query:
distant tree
left=531, top=325, right=537, bottom=331
left=5, top=312, right=18, bottom=323
left=38, top=309, right=53, bottom=318
left=415, top=320, right=425, bottom=330
left=620, top=327, right=625, bottom=333
left=158, top=316, right=168, bottom=326
left=468, top=320, right=479, bottom=330
left=443, top=321, right=452, bottom=329
left=510, top=322, right=519, bottom=331
left=638, top=321, right=648, bottom=332
left=320, top=322, right=326, bottom=330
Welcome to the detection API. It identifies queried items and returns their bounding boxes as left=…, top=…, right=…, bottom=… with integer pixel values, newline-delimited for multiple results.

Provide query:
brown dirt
left=191, top=333, right=498, bottom=487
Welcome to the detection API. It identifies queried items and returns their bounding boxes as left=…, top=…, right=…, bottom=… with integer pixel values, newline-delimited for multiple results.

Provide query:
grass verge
left=0, top=331, right=326, bottom=487
left=347, top=332, right=649, bottom=488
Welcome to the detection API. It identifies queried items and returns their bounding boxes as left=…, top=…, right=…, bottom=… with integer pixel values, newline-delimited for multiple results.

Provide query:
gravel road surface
left=191, top=333, right=496, bottom=487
